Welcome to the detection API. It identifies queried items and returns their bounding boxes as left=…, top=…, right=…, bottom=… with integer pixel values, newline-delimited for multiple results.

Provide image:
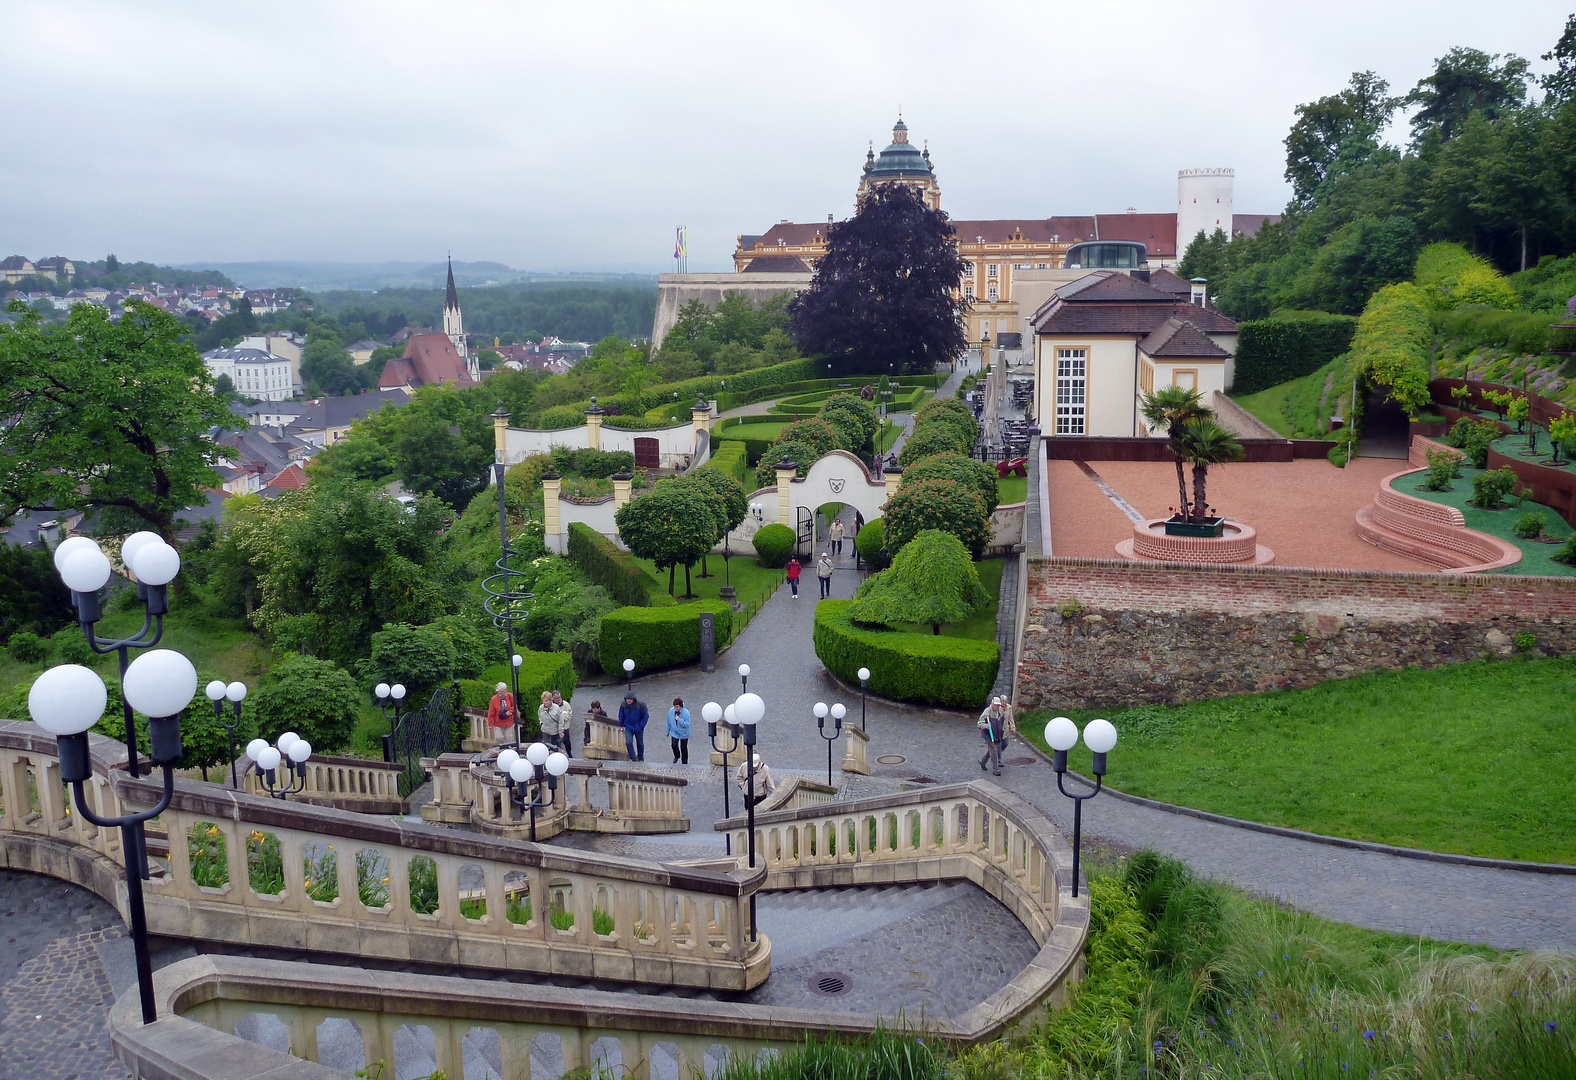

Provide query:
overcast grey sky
left=2, top=1, right=1571, bottom=273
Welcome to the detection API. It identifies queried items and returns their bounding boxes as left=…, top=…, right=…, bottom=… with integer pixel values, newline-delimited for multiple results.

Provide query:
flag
left=675, top=226, right=687, bottom=260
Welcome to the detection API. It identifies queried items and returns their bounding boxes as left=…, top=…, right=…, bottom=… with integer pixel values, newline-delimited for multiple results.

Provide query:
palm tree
left=1139, top=387, right=1211, bottom=520
left=1180, top=419, right=1244, bottom=522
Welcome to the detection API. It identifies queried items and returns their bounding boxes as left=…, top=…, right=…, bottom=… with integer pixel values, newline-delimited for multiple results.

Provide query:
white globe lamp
left=525, top=741, right=550, bottom=767
left=52, top=535, right=100, bottom=574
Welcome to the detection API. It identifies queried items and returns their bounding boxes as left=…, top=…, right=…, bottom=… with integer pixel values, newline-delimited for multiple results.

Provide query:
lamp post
left=205, top=679, right=248, bottom=788
left=54, top=531, right=181, bottom=778
left=244, top=731, right=313, bottom=800
left=732, top=691, right=765, bottom=943
left=1044, top=716, right=1118, bottom=898
left=622, top=657, right=635, bottom=696
left=29, top=649, right=198, bottom=1024
left=483, top=459, right=535, bottom=720
left=857, top=668, right=870, bottom=733
left=375, top=682, right=408, bottom=764
left=511, top=653, right=524, bottom=743
left=703, top=701, right=737, bottom=855
left=738, top=663, right=750, bottom=694
left=814, top=701, right=843, bottom=789
left=499, top=742, right=569, bottom=842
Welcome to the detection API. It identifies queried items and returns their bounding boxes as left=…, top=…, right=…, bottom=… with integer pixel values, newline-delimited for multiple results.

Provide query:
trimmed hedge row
left=566, top=522, right=675, bottom=608
left=704, top=441, right=752, bottom=487
left=813, top=600, right=1000, bottom=708
left=598, top=601, right=735, bottom=674
left=478, top=650, right=578, bottom=701
left=770, top=385, right=931, bottom=415
left=1231, top=311, right=1358, bottom=395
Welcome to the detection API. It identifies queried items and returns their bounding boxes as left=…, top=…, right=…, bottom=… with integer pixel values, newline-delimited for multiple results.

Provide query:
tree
left=848, top=529, right=988, bottom=635
left=1284, top=71, right=1400, bottom=207
left=680, top=468, right=749, bottom=577
left=0, top=543, right=74, bottom=641
left=614, top=482, right=721, bottom=597
left=755, top=440, right=821, bottom=490
left=820, top=393, right=879, bottom=453
left=790, top=184, right=969, bottom=374
left=1139, top=387, right=1212, bottom=520
left=105, top=254, right=120, bottom=273
left=360, top=622, right=457, bottom=691
left=1544, top=14, right=1576, bottom=105
left=0, top=300, right=237, bottom=540
left=1179, top=420, right=1245, bottom=521
left=300, top=331, right=367, bottom=396
left=248, top=655, right=361, bottom=754
left=775, top=417, right=843, bottom=459
left=881, top=477, right=991, bottom=558
left=900, top=451, right=1000, bottom=517
left=1178, top=228, right=1232, bottom=286
left=392, top=402, right=492, bottom=510
left=1407, top=47, right=1530, bottom=144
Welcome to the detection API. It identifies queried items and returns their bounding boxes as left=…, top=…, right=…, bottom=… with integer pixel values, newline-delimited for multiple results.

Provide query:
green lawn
left=996, top=474, right=1027, bottom=505
left=628, top=553, right=785, bottom=642
left=1229, top=376, right=1308, bottom=437
left=1021, top=657, right=1576, bottom=863
left=1402, top=450, right=1576, bottom=576
left=716, top=421, right=788, bottom=443
left=876, top=421, right=902, bottom=452
left=894, top=557, right=1003, bottom=640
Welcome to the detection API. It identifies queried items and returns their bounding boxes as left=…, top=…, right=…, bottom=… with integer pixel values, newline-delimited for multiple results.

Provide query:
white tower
left=442, top=256, right=476, bottom=379
left=1176, top=169, right=1234, bottom=261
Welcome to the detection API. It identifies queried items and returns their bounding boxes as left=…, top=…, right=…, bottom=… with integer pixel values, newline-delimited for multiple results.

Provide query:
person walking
left=666, top=697, right=692, bottom=764
left=785, top=555, right=801, bottom=598
left=817, top=552, right=834, bottom=598
left=977, top=697, right=1010, bottom=776
left=539, top=690, right=572, bottom=756
left=735, top=752, right=777, bottom=808
left=619, top=693, right=649, bottom=762
left=486, top=683, right=516, bottom=744
left=537, top=691, right=561, bottom=751
left=828, top=518, right=845, bottom=556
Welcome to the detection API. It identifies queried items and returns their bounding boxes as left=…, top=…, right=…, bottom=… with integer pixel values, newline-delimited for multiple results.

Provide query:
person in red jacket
left=486, top=683, right=516, bottom=744
left=785, top=556, right=801, bottom=598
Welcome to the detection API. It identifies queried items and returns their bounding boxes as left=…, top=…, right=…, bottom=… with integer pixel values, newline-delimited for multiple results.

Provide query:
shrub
left=855, top=518, right=889, bottom=571
left=565, top=522, right=674, bottom=608
left=849, top=530, right=988, bottom=634
left=535, top=405, right=587, bottom=430
left=775, top=417, right=842, bottom=457
left=1446, top=416, right=1501, bottom=468
left=897, top=423, right=971, bottom=467
left=898, top=450, right=1000, bottom=517
left=812, top=600, right=999, bottom=707
left=882, top=476, right=991, bottom=557
left=360, top=622, right=457, bottom=692
left=1514, top=511, right=1547, bottom=539
left=597, top=601, right=734, bottom=674
left=1231, top=311, right=1358, bottom=394
left=1422, top=447, right=1462, bottom=491
left=477, top=649, right=577, bottom=701
left=704, top=441, right=752, bottom=488
left=50, top=626, right=94, bottom=666
left=572, top=448, right=635, bottom=478
left=1471, top=467, right=1519, bottom=509
left=751, top=522, right=795, bottom=568
left=8, top=630, right=46, bottom=663
left=819, top=393, right=878, bottom=450
left=1555, top=534, right=1576, bottom=565
left=248, top=655, right=361, bottom=753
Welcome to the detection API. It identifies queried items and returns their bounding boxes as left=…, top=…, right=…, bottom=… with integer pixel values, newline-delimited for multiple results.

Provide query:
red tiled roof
left=270, top=463, right=309, bottom=491
left=744, top=223, right=831, bottom=248
left=379, top=333, right=474, bottom=389
left=1140, top=317, right=1231, bottom=359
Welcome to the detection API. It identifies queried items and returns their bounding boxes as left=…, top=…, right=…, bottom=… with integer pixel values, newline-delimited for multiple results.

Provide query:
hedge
left=597, top=601, right=735, bottom=674
left=1232, top=312, right=1358, bottom=395
left=475, top=649, right=578, bottom=703
left=769, top=385, right=932, bottom=415
left=813, top=600, right=999, bottom=708
left=704, top=441, right=752, bottom=487
left=752, top=522, right=795, bottom=567
left=565, top=522, right=675, bottom=608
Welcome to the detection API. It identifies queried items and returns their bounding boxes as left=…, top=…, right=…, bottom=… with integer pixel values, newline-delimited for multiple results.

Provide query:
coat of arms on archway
left=828, top=478, right=846, bottom=493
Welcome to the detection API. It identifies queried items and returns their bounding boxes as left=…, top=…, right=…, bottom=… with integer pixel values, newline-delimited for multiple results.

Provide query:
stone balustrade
left=425, top=750, right=690, bottom=839
left=582, top=712, right=630, bottom=760
left=718, top=780, right=1089, bottom=1028
left=0, top=722, right=767, bottom=991
left=235, top=752, right=404, bottom=815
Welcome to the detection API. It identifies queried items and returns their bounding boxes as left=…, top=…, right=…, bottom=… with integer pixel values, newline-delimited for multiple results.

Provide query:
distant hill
left=176, top=260, right=658, bottom=292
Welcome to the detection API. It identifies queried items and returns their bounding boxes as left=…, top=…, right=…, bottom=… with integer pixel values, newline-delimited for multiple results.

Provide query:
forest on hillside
left=309, top=280, right=658, bottom=343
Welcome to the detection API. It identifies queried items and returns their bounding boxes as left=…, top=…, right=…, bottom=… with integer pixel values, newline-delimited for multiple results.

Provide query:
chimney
left=1190, top=278, right=1208, bottom=307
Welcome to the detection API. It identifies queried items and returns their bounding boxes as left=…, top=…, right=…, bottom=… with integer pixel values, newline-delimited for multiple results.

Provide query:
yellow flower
left=326, top=845, right=333, bottom=851
left=382, top=877, right=389, bottom=884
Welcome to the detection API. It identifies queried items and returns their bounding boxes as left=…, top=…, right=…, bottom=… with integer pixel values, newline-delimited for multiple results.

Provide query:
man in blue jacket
left=619, top=694, right=649, bottom=762
left=666, top=697, right=692, bottom=764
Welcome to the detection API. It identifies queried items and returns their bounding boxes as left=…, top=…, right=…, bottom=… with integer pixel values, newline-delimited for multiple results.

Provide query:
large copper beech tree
left=0, top=299, right=237, bottom=540
left=789, top=183, right=970, bottom=375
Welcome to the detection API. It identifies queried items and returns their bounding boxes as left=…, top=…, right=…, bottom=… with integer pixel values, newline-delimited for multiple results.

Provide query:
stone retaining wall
left=1016, top=556, right=1576, bottom=708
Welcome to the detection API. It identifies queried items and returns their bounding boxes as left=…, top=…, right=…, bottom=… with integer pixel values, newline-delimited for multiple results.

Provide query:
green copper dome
left=865, top=118, right=933, bottom=178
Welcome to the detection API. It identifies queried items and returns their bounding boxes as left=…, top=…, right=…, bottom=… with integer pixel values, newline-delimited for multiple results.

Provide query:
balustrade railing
left=0, top=722, right=766, bottom=991
left=234, top=752, right=404, bottom=813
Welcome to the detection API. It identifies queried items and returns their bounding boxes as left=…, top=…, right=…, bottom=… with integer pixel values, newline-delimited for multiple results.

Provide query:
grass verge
left=1229, top=375, right=1307, bottom=437
left=996, top=474, right=1028, bottom=505
left=627, top=554, right=784, bottom=644
left=1022, top=657, right=1576, bottom=863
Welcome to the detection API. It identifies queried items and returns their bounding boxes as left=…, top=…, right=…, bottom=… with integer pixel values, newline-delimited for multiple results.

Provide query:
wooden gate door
left=633, top=437, right=660, bottom=469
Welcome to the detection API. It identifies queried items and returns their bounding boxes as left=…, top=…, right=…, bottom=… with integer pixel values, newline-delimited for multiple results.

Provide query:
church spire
left=445, top=255, right=459, bottom=311
left=442, top=254, right=472, bottom=376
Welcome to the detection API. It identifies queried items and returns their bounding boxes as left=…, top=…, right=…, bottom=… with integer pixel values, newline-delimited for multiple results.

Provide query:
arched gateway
left=770, top=450, right=894, bottom=556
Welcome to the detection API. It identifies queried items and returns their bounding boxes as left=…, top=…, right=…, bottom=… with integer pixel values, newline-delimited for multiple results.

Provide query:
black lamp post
left=857, top=667, right=869, bottom=733
left=205, top=679, right=248, bottom=788
left=374, top=682, right=408, bottom=764
left=483, top=456, right=535, bottom=726
left=1044, top=716, right=1118, bottom=898
left=703, top=700, right=739, bottom=855
left=738, top=663, right=750, bottom=695
left=54, top=531, right=182, bottom=778
left=499, top=743, right=568, bottom=842
left=29, top=648, right=198, bottom=1025
left=244, top=732, right=313, bottom=800
left=732, top=692, right=765, bottom=942
left=814, top=701, right=844, bottom=788
left=622, top=657, right=635, bottom=696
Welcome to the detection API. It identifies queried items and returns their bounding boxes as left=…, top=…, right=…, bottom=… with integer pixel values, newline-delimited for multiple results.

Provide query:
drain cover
left=875, top=754, right=907, bottom=765
left=810, top=972, right=850, bottom=996
left=1005, top=756, right=1038, bottom=765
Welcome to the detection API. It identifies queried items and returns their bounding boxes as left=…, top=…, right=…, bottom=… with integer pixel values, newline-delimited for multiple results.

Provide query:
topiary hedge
left=752, top=522, right=795, bottom=567
left=705, top=441, right=752, bottom=488
left=597, top=601, right=735, bottom=674
left=1231, top=311, right=1358, bottom=395
left=566, top=522, right=675, bottom=608
left=855, top=518, right=888, bottom=571
left=813, top=600, right=999, bottom=708
left=475, top=649, right=578, bottom=703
